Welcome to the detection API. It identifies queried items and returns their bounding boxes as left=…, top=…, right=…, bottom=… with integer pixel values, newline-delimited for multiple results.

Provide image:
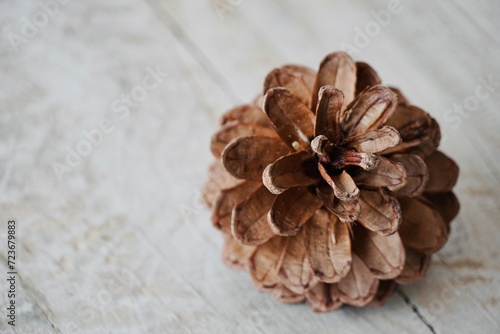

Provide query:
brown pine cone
left=203, top=51, right=460, bottom=312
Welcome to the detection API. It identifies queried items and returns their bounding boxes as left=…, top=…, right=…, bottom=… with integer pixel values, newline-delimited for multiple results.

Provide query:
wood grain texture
left=0, top=0, right=499, bottom=333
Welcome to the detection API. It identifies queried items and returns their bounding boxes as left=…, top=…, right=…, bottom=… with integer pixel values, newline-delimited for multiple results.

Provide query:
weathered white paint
left=0, top=0, right=499, bottom=333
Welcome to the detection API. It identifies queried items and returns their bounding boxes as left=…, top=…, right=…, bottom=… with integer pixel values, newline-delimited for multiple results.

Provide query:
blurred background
left=0, top=0, right=499, bottom=333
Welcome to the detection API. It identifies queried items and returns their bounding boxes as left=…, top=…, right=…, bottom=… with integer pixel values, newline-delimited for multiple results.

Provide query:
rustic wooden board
left=0, top=0, right=499, bottom=333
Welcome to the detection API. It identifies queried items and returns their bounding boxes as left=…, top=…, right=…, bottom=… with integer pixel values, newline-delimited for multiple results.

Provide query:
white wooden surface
left=1, top=0, right=499, bottom=333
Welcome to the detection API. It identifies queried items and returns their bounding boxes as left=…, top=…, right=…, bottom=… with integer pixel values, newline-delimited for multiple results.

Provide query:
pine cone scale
left=262, top=150, right=318, bottom=195
left=314, top=86, right=344, bottom=143
left=268, top=186, right=323, bottom=236
left=210, top=121, right=279, bottom=157
left=398, top=196, right=448, bottom=254
left=305, top=282, right=342, bottom=312
left=390, top=154, right=429, bottom=197
left=304, top=210, right=351, bottom=283
left=263, top=65, right=316, bottom=109
left=231, top=185, right=276, bottom=246
left=221, top=135, right=290, bottom=180
left=279, top=231, right=317, bottom=294
left=341, top=85, right=398, bottom=137
left=337, top=253, right=379, bottom=307
left=352, top=224, right=405, bottom=279
left=316, top=184, right=361, bottom=223
left=263, top=87, right=315, bottom=150
left=357, top=189, right=402, bottom=236
left=312, top=52, right=357, bottom=112
left=355, top=62, right=382, bottom=94
left=343, top=126, right=402, bottom=154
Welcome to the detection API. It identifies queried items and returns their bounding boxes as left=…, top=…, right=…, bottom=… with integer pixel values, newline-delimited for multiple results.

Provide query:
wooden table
left=1, top=0, right=499, bottom=333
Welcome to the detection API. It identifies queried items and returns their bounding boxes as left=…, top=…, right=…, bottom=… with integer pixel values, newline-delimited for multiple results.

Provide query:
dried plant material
left=341, top=85, right=397, bottom=137
left=279, top=232, right=317, bottom=294
left=305, top=282, right=342, bottom=312
left=312, top=135, right=379, bottom=171
left=202, top=161, right=243, bottom=207
left=304, top=210, right=351, bottom=283
left=263, top=88, right=315, bottom=150
left=395, top=246, right=431, bottom=285
left=390, top=154, right=429, bottom=197
left=264, top=65, right=316, bottom=109
left=314, top=86, right=343, bottom=143
left=385, top=104, right=431, bottom=141
left=389, top=87, right=409, bottom=105
left=352, top=156, right=407, bottom=191
left=249, top=237, right=286, bottom=291
left=316, top=184, right=361, bottom=223
left=312, top=52, right=357, bottom=112
left=204, top=51, right=459, bottom=311
left=343, top=126, right=401, bottom=153
left=418, top=118, right=441, bottom=157
left=268, top=187, right=323, bottom=236
left=231, top=186, right=277, bottom=246
left=337, top=253, right=379, bottom=307
left=398, top=197, right=448, bottom=253
left=318, top=165, right=359, bottom=201
left=352, top=225, right=404, bottom=279
left=272, top=284, right=306, bottom=304
left=425, top=150, right=459, bottom=193
left=220, top=104, right=273, bottom=128
left=252, top=95, right=265, bottom=109
left=370, top=280, right=397, bottom=307
left=331, top=200, right=361, bottom=224
left=222, top=236, right=256, bottom=270
left=357, top=189, right=401, bottom=235
left=425, top=192, right=460, bottom=224
left=355, top=62, right=381, bottom=94
left=222, top=136, right=290, bottom=180
left=202, top=181, right=220, bottom=210
left=327, top=170, right=361, bottom=201
left=262, top=151, right=318, bottom=195
left=211, top=121, right=278, bottom=157
left=211, top=181, right=262, bottom=234
left=383, top=106, right=441, bottom=158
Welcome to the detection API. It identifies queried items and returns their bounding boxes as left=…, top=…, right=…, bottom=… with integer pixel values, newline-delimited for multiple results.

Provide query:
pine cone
left=203, top=52, right=460, bottom=311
